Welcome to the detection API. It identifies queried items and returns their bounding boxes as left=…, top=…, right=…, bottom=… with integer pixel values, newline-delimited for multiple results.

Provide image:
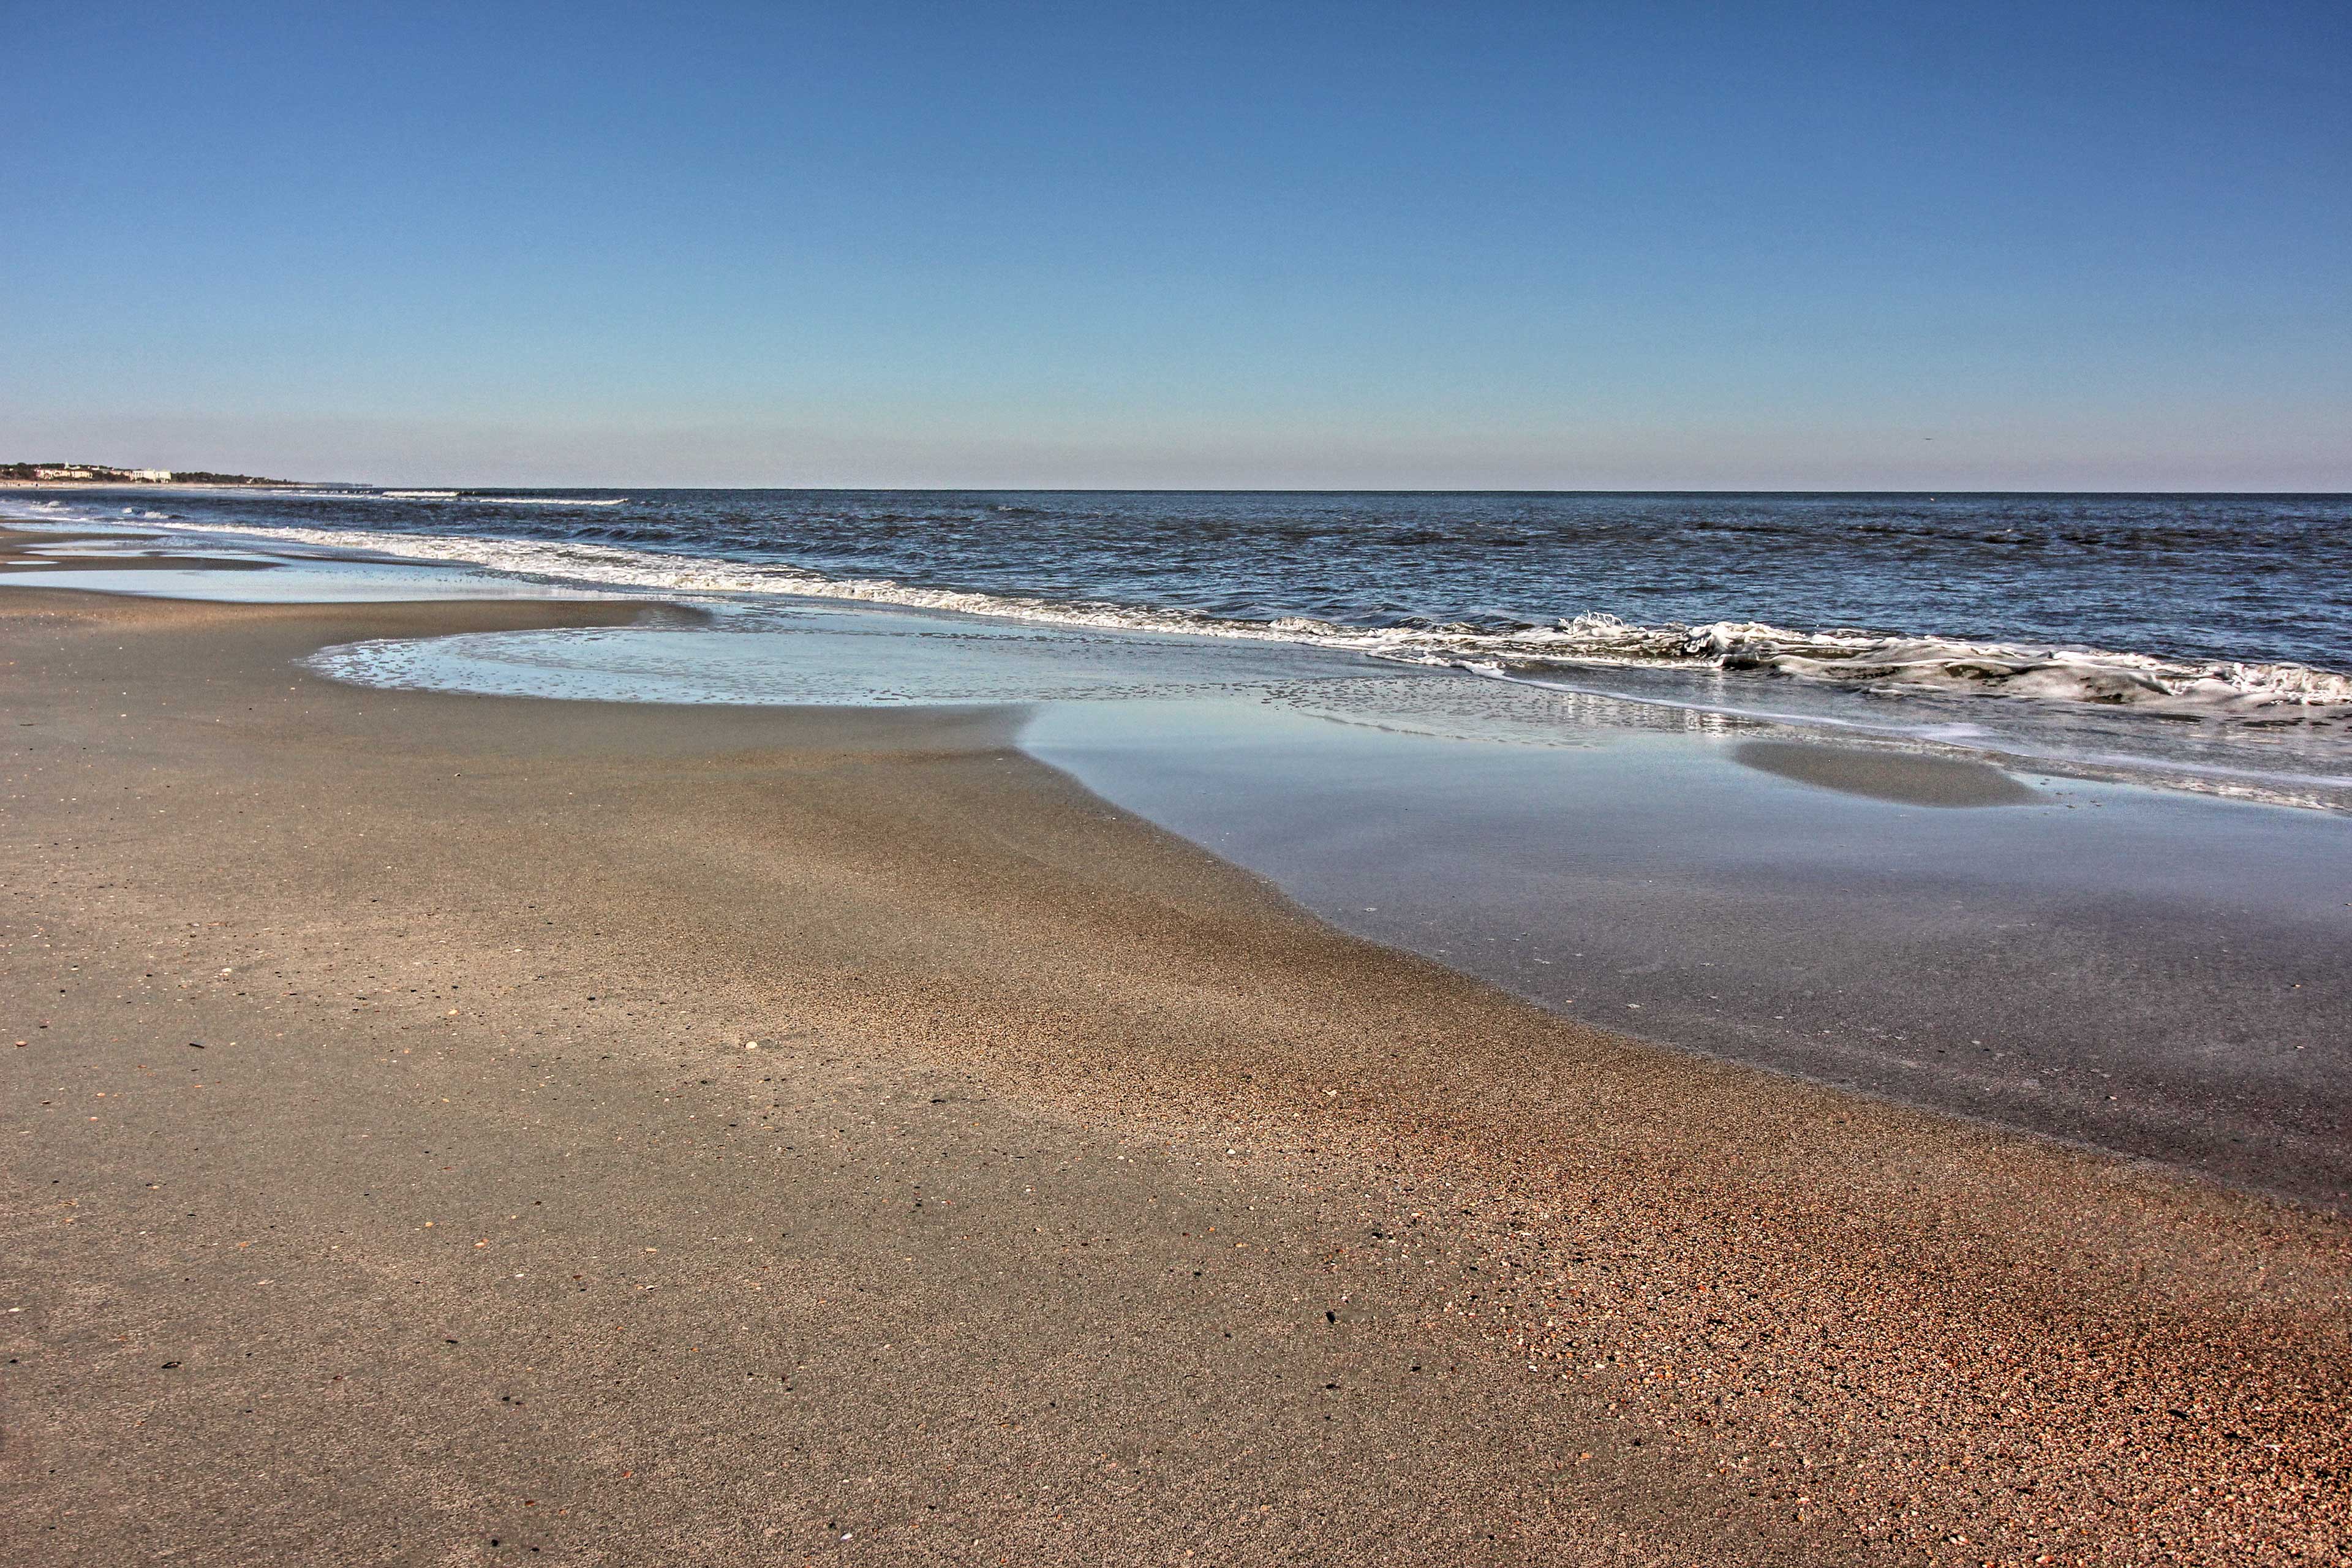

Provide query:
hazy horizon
left=14, top=465, right=2352, bottom=498
left=8, top=412, right=2345, bottom=494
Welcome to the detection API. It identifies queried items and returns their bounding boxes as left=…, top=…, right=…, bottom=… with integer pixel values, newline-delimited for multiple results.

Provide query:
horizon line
left=13, top=480, right=2350, bottom=498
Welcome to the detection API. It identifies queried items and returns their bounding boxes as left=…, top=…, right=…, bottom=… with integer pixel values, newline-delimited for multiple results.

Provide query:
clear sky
left=4, top=1, right=2346, bottom=489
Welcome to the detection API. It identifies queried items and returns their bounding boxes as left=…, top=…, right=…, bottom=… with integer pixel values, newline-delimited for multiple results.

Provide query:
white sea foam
left=1427, top=613, right=2352, bottom=723
left=366, top=492, right=627, bottom=505
left=470, top=496, right=628, bottom=506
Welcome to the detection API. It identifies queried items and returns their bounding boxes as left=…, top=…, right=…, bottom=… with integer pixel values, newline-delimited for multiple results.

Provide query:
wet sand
left=1729, top=739, right=2041, bottom=807
left=1033, top=699, right=2352, bottom=1209
left=3, top=579, right=2348, bottom=1564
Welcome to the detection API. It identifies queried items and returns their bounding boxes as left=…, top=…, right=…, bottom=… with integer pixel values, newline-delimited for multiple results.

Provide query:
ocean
left=11, top=486, right=2349, bottom=809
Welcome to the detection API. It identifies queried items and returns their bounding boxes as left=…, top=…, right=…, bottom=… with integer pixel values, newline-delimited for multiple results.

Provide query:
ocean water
left=9, top=486, right=2351, bottom=807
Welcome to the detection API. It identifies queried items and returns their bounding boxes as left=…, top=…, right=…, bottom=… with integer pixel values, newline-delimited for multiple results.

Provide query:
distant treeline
left=151, top=469, right=298, bottom=486
left=1, top=462, right=296, bottom=486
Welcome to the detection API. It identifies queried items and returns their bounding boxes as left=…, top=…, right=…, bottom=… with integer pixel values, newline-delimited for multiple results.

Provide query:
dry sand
left=1, top=576, right=2346, bottom=1565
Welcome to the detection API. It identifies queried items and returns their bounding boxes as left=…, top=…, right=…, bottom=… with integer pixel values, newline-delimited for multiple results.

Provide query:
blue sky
left=4, top=1, right=2346, bottom=488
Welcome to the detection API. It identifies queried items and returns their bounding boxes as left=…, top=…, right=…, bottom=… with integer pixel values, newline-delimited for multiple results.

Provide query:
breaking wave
left=469, top=496, right=628, bottom=506
left=366, top=491, right=627, bottom=505
left=1413, top=612, right=2352, bottom=723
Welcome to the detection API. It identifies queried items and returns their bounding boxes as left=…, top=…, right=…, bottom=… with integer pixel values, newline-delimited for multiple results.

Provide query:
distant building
left=34, top=467, right=94, bottom=480
left=128, top=469, right=172, bottom=482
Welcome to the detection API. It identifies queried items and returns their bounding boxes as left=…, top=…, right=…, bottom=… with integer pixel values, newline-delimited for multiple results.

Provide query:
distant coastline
left=1, top=461, right=303, bottom=488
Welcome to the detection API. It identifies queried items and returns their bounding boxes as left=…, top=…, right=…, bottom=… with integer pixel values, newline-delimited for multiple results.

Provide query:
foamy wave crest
left=366, top=492, right=627, bottom=505
left=1395, top=613, right=2352, bottom=723
left=470, top=496, right=628, bottom=506
left=95, top=516, right=2352, bottom=726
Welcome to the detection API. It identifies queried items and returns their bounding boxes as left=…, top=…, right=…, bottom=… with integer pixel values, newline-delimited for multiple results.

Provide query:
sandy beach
left=4, top=565, right=2348, bottom=1563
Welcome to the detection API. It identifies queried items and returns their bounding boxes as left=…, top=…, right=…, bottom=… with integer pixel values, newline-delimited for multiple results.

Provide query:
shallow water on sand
left=1028, top=699, right=2352, bottom=1209
left=0, top=529, right=611, bottom=602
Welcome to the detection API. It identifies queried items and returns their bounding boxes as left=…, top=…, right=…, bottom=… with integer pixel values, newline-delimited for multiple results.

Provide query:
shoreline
left=0, top=481, right=314, bottom=492
left=1029, top=695, right=2352, bottom=1213
left=12, top=492, right=2349, bottom=823
left=3, top=580, right=2348, bottom=1561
